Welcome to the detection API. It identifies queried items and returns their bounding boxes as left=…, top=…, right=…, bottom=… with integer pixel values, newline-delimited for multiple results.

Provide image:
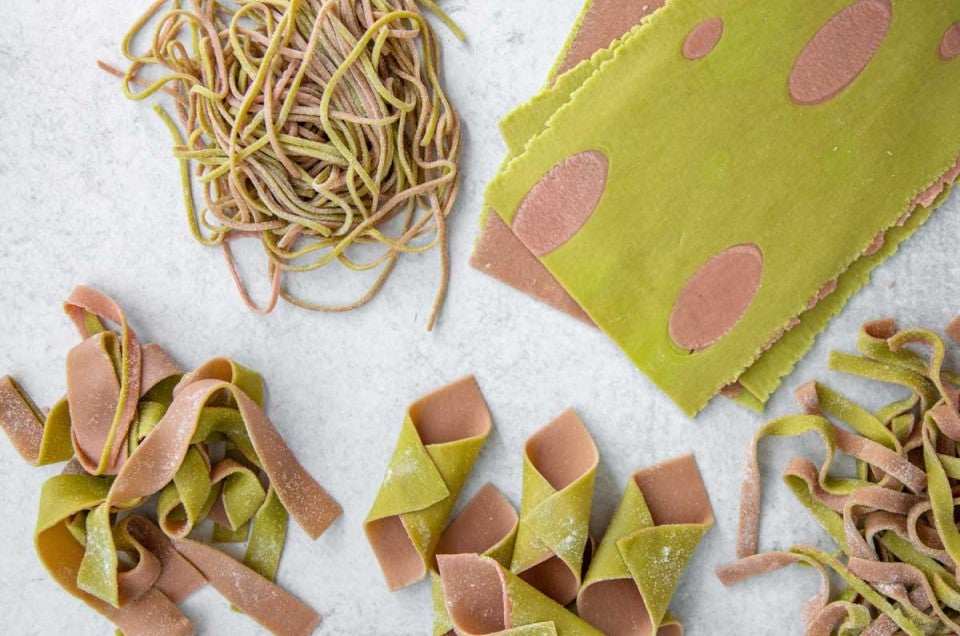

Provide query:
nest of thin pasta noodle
left=104, top=0, right=461, bottom=327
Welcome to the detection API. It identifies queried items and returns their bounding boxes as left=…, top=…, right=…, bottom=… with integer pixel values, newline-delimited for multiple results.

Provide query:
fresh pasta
left=0, top=285, right=341, bottom=635
left=719, top=318, right=960, bottom=635
left=102, top=0, right=462, bottom=328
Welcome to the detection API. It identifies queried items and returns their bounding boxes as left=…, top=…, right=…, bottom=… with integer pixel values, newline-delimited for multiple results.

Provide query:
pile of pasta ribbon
left=103, top=0, right=461, bottom=327
left=0, top=286, right=341, bottom=636
left=719, top=317, right=960, bottom=635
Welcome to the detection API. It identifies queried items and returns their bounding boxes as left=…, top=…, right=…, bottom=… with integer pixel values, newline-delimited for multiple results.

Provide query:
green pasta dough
left=485, top=0, right=960, bottom=414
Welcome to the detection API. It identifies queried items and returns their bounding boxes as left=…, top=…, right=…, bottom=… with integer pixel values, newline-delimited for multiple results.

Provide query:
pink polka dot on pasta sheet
left=683, top=18, right=724, bottom=60
left=512, top=150, right=609, bottom=257
left=789, top=0, right=892, bottom=106
left=941, top=22, right=960, bottom=61
left=669, top=244, right=764, bottom=352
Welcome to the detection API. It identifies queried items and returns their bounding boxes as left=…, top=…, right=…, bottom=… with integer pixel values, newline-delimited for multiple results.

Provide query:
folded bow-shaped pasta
left=578, top=455, right=714, bottom=635
left=431, top=484, right=520, bottom=636
left=510, top=409, right=598, bottom=605
left=0, top=285, right=341, bottom=636
left=438, top=554, right=602, bottom=635
left=365, top=376, right=492, bottom=590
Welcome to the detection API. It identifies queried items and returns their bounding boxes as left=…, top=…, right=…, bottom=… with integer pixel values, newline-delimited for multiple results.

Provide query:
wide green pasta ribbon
left=365, top=376, right=492, bottom=590
left=430, top=483, right=519, bottom=635
left=76, top=357, right=304, bottom=607
left=0, top=286, right=341, bottom=636
left=437, top=554, right=602, bottom=635
left=720, top=317, right=960, bottom=634
left=34, top=473, right=196, bottom=635
left=510, top=409, right=598, bottom=606
left=578, top=455, right=713, bottom=635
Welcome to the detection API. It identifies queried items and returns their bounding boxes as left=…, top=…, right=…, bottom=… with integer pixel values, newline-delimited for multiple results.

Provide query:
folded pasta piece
left=510, top=409, right=598, bottom=605
left=118, top=515, right=206, bottom=605
left=438, top=554, right=602, bottom=635
left=0, top=285, right=341, bottom=635
left=34, top=474, right=195, bottom=636
left=63, top=285, right=143, bottom=475
left=481, top=0, right=960, bottom=414
left=365, top=376, right=492, bottom=590
left=578, top=455, right=713, bottom=635
left=431, top=484, right=520, bottom=636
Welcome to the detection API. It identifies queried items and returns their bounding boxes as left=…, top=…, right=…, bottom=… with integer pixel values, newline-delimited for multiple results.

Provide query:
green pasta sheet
left=480, top=1, right=643, bottom=229
left=732, top=180, right=954, bottom=410
left=496, top=4, right=957, bottom=412
left=485, top=0, right=960, bottom=414
left=365, top=376, right=492, bottom=590
left=499, top=24, right=631, bottom=158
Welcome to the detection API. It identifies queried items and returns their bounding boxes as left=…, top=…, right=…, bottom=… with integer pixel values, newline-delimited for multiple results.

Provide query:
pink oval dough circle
left=669, top=244, right=764, bottom=351
left=512, top=150, right=609, bottom=257
left=789, top=0, right=892, bottom=105
left=683, top=18, right=724, bottom=60
left=941, top=23, right=960, bottom=61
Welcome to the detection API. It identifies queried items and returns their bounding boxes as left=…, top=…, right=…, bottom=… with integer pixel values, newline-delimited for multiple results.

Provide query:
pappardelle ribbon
left=719, top=317, right=960, bottom=635
left=430, top=484, right=519, bottom=636
left=0, top=285, right=341, bottom=635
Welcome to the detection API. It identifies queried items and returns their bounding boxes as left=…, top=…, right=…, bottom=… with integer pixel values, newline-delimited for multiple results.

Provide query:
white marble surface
left=1, top=1, right=958, bottom=634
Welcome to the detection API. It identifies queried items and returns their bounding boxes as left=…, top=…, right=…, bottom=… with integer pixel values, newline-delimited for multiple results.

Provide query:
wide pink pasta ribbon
left=0, top=285, right=341, bottom=636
